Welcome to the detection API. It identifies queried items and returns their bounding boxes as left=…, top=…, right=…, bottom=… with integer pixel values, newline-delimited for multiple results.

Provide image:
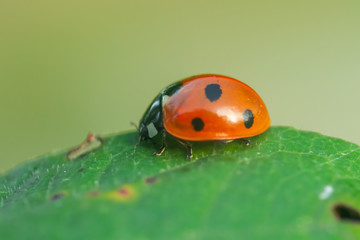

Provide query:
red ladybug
left=139, top=74, right=270, bottom=158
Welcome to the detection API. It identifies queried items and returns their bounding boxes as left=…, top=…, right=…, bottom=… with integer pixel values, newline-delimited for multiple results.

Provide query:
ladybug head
left=139, top=122, right=161, bottom=141
left=138, top=93, right=165, bottom=141
left=138, top=82, right=181, bottom=142
left=139, top=123, right=149, bottom=141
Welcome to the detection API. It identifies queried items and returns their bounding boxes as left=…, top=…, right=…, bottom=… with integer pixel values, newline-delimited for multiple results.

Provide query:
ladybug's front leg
left=238, top=138, right=252, bottom=147
left=153, top=130, right=167, bottom=156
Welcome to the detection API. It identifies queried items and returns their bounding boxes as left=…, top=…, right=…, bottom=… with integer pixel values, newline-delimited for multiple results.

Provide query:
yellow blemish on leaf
left=103, top=185, right=137, bottom=202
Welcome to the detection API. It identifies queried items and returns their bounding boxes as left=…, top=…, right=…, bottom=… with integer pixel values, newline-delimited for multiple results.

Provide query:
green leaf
left=1, top=126, right=360, bottom=240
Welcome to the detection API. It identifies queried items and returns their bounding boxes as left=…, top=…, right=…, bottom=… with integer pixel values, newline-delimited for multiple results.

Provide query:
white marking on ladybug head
left=147, top=122, right=158, bottom=138
left=162, top=95, right=169, bottom=107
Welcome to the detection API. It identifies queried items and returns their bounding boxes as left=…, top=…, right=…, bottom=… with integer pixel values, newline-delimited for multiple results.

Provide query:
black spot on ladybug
left=243, top=109, right=254, bottom=128
left=205, top=84, right=222, bottom=102
left=192, top=118, right=204, bottom=131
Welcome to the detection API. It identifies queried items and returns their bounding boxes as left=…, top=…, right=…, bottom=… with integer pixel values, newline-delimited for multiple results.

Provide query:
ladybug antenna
left=135, top=135, right=142, bottom=146
left=130, top=121, right=139, bottom=131
left=133, top=135, right=142, bottom=154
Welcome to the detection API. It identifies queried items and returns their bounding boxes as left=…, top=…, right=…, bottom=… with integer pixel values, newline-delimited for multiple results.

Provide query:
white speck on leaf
left=319, top=185, right=334, bottom=200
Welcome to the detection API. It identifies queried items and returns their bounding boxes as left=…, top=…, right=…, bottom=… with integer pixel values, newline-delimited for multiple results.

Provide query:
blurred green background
left=1, top=0, right=360, bottom=173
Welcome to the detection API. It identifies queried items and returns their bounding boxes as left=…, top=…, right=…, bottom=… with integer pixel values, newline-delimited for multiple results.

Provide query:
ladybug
left=138, top=74, right=270, bottom=159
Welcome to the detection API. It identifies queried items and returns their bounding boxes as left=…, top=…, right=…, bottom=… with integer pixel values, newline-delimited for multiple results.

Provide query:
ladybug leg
left=176, top=139, right=193, bottom=159
left=153, top=130, right=167, bottom=156
left=238, top=138, right=252, bottom=147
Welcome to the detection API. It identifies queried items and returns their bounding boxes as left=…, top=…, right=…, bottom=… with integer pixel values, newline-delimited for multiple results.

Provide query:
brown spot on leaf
left=77, top=168, right=84, bottom=173
left=50, top=192, right=66, bottom=201
left=104, top=185, right=137, bottom=202
left=333, top=203, right=360, bottom=223
left=181, top=167, right=191, bottom=173
left=87, top=190, right=100, bottom=198
left=66, top=133, right=103, bottom=161
left=145, top=177, right=157, bottom=184
left=119, top=188, right=129, bottom=195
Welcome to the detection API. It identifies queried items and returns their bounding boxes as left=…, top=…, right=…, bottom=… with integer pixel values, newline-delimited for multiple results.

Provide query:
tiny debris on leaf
left=66, top=133, right=103, bottom=161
